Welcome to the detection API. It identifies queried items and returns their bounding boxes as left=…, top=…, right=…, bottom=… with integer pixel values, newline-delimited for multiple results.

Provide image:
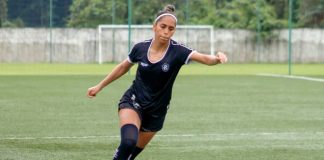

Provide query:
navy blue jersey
left=126, top=39, right=194, bottom=112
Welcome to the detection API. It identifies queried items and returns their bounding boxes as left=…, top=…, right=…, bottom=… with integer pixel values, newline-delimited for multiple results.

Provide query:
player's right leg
left=113, top=108, right=141, bottom=160
left=129, top=106, right=168, bottom=160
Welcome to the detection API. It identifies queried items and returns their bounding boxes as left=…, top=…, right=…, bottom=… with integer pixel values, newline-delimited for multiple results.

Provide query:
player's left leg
left=129, top=131, right=156, bottom=160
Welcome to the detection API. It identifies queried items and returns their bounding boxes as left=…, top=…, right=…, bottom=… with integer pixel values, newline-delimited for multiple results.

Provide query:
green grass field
left=1, top=63, right=324, bottom=160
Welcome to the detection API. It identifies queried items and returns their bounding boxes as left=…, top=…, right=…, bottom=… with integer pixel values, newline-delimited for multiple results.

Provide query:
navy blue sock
left=113, top=124, right=138, bottom=160
left=129, top=146, right=144, bottom=160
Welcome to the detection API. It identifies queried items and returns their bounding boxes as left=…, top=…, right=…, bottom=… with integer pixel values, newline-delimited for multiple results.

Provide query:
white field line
left=1, top=132, right=324, bottom=141
left=257, top=73, right=324, bottom=82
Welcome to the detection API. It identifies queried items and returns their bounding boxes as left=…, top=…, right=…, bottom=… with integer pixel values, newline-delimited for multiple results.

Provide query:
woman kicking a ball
left=87, top=4, right=227, bottom=160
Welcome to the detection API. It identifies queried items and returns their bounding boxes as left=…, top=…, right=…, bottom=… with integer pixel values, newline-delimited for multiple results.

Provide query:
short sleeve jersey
left=126, top=39, right=194, bottom=112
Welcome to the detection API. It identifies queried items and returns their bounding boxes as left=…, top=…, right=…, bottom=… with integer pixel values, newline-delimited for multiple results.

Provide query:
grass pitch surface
left=1, top=63, right=324, bottom=160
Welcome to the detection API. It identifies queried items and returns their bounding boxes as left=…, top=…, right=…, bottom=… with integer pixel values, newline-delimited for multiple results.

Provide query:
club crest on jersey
left=161, top=63, right=170, bottom=72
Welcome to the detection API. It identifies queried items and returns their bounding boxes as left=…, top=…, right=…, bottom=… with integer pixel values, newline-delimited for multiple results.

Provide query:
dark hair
left=156, top=4, right=176, bottom=18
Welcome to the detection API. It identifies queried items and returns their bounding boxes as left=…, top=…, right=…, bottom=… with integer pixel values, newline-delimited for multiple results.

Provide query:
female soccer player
left=87, top=4, right=227, bottom=160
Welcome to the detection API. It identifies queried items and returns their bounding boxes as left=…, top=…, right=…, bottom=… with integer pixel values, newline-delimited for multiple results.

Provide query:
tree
left=53, top=0, right=73, bottom=27
left=2, top=17, right=24, bottom=27
left=266, top=0, right=288, bottom=19
left=67, top=0, right=324, bottom=29
left=0, top=0, right=7, bottom=27
left=6, top=0, right=72, bottom=27
left=68, top=0, right=127, bottom=27
left=298, top=0, right=324, bottom=27
left=68, top=0, right=182, bottom=27
left=132, top=0, right=194, bottom=25
left=214, top=0, right=283, bottom=29
left=7, top=0, right=49, bottom=27
left=178, top=0, right=216, bottom=25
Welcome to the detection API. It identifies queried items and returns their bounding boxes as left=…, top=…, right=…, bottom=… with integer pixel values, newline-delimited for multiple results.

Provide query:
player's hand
left=216, top=52, right=228, bottom=64
left=87, top=85, right=101, bottom=98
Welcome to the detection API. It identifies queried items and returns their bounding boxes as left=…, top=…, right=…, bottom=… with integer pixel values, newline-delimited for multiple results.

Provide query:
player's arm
left=190, top=51, right=227, bottom=66
left=87, top=59, right=133, bottom=98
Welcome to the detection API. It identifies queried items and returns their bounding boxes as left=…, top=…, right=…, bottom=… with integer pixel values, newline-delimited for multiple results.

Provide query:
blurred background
left=1, top=2, right=324, bottom=160
left=0, top=0, right=323, bottom=65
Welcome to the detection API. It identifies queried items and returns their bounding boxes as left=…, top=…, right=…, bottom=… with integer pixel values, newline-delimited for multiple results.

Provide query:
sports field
left=1, top=63, right=324, bottom=160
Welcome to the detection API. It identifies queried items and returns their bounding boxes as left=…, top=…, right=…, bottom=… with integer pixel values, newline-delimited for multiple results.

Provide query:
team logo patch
left=162, top=63, right=170, bottom=72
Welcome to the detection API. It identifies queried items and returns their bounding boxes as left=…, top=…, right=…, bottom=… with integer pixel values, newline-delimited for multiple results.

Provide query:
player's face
left=153, top=16, right=176, bottom=44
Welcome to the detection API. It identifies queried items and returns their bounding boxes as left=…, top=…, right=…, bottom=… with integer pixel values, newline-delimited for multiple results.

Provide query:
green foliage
left=6, top=0, right=50, bottom=27
left=5, top=0, right=72, bottom=27
left=2, top=0, right=324, bottom=28
left=207, top=0, right=284, bottom=30
left=67, top=0, right=284, bottom=34
left=178, top=0, right=285, bottom=41
left=0, top=0, right=7, bottom=27
left=68, top=0, right=127, bottom=27
left=2, top=18, right=25, bottom=28
left=297, top=0, right=324, bottom=28
left=132, top=0, right=163, bottom=24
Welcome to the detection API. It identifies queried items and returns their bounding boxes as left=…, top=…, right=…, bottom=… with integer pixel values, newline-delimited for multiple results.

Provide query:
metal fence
left=0, top=0, right=323, bottom=66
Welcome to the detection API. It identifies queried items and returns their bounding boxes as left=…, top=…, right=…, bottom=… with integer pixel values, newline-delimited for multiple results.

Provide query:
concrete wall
left=0, top=28, right=97, bottom=63
left=0, top=28, right=323, bottom=63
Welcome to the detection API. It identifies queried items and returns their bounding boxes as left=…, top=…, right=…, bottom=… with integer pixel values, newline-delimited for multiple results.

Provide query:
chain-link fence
left=0, top=0, right=323, bottom=67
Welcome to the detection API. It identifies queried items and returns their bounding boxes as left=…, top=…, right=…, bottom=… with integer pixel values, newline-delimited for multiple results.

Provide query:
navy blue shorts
left=118, top=90, right=168, bottom=132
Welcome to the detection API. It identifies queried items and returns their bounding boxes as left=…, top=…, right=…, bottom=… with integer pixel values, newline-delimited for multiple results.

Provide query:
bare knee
left=137, top=131, right=156, bottom=148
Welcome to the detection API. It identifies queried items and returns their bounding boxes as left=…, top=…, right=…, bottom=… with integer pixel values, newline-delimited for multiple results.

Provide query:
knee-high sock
left=113, top=124, right=138, bottom=160
left=128, top=146, right=144, bottom=160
